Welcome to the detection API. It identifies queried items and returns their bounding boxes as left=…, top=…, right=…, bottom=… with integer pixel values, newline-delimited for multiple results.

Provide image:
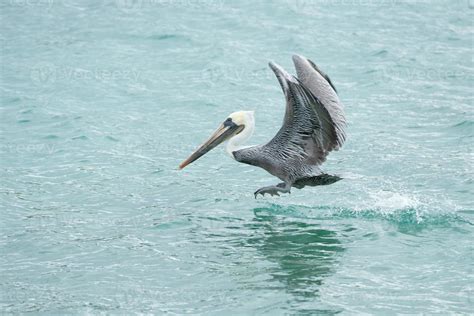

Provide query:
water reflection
left=245, top=207, right=345, bottom=312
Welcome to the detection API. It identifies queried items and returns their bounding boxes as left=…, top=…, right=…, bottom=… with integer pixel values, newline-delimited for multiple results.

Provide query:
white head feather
left=226, top=111, right=255, bottom=156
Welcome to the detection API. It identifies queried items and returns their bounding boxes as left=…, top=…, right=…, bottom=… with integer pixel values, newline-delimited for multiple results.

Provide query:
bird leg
left=254, top=182, right=291, bottom=198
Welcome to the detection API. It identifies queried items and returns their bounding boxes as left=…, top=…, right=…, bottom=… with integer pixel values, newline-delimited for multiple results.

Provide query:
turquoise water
left=1, top=0, right=473, bottom=314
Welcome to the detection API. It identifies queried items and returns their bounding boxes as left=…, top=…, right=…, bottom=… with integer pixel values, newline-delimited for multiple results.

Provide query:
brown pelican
left=179, top=55, right=346, bottom=198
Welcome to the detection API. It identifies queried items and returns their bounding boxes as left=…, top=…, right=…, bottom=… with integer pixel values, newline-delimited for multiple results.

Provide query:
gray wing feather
left=292, top=54, right=346, bottom=149
left=265, top=58, right=347, bottom=170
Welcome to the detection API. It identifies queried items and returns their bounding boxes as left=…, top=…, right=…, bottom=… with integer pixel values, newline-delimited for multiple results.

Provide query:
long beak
left=179, top=123, right=242, bottom=169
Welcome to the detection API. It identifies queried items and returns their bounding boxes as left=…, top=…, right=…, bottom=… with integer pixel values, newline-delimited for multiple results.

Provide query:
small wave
left=72, top=135, right=88, bottom=140
left=450, top=120, right=474, bottom=129
left=43, top=134, right=59, bottom=139
left=372, top=49, right=388, bottom=57
left=105, top=135, right=119, bottom=142
left=3, top=96, right=21, bottom=105
left=148, top=34, right=178, bottom=41
left=147, top=34, right=189, bottom=42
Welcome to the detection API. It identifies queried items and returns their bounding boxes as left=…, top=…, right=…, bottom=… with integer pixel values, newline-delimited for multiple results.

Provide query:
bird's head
left=179, top=111, right=254, bottom=169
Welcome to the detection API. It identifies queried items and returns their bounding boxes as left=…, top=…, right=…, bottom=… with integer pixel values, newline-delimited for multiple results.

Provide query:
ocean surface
left=1, top=0, right=473, bottom=314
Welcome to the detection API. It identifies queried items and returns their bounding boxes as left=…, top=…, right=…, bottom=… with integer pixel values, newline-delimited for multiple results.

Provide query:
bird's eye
left=223, top=118, right=233, bottom=126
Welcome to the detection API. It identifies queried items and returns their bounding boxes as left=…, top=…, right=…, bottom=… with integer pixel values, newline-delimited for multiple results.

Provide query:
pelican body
left=179, top=55, right=346, bottom=197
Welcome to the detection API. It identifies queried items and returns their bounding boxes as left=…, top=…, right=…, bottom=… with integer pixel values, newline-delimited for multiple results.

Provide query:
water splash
left=255, top=190, right=471, bottom=229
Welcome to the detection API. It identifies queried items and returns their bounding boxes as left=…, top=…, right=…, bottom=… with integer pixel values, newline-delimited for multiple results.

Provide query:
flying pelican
left=179, top=55, right=346, bottom=198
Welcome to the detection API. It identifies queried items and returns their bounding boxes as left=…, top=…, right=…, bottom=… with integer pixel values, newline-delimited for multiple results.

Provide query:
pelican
left=179, top=55, right=346, bottom=198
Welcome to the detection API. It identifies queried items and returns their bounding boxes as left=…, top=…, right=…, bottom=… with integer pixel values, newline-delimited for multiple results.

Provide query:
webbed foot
left=254, top=183, right=291, bottom=198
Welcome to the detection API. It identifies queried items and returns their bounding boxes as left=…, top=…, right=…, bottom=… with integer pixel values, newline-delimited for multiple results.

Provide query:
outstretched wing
left=292, top=54, right=346, bottom=146
left=264, top=57, right=346, bottom=167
